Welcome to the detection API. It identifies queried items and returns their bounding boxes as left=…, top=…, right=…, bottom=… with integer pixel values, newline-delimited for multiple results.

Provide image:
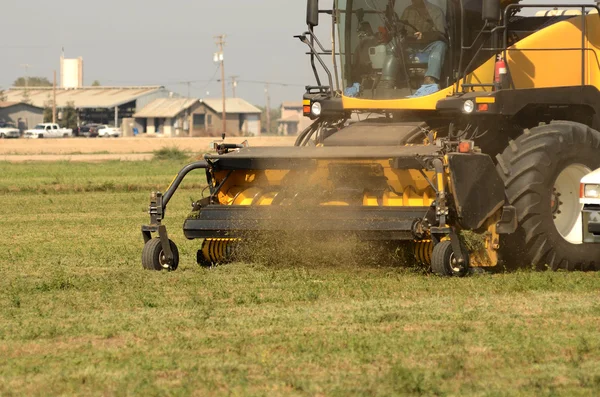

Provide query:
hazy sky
left=0, top=0, right=592, bottom=107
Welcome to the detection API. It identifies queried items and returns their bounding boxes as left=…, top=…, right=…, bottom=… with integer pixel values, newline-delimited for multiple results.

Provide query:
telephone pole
left=264, top=83, right=271, bottom=134
left=230, top=75, right=239, bottom=98
left=214, top=35, right=227, bottom=134
left=20, top=64, right=31, bottom=87
left=52, top=70, right=57, bottom=123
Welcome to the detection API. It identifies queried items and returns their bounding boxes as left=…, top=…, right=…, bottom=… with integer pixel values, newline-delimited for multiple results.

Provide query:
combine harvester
left=142, top=0, right=600, bottom=275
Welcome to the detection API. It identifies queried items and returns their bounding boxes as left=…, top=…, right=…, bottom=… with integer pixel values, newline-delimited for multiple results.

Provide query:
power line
left=0, top=45, right=49, bottom=49
left=192, top=66, right=221, bottom=95
left=218, top=79, right=305, bottom=88
left=103, top=78, right=216, bottom=86
left=100, top=78, right=305, bottom=90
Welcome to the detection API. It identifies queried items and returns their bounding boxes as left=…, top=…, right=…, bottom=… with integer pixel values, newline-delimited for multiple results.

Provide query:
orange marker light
left=580, top=183, right=585, bottom=199
left=458, top=141, right=472, bottom=153
left=303, top=105, right=311, bottom=114
left=478, top=103, right=489, bottom=112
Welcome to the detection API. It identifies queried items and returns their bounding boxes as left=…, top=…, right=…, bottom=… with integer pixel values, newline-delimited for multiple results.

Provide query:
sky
left=0, top=0, right=594, bottom=107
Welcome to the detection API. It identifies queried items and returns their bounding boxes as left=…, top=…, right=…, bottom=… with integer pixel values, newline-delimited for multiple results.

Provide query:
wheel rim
left=159, top=250, right=172, bottom=269
left=553, top=164, right=590, bottom=244
left=449, top=252, right=465, bottom=274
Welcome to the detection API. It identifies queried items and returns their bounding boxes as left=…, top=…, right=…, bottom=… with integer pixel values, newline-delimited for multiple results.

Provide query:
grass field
left=1, top=160, right=600, bottom=396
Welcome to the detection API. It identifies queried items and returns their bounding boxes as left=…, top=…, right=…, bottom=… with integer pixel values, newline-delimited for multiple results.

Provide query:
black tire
left=431, top=240, right=470, bottom=277
left=496, top=121, right=600, bottom=271
left=0, top=133, right=5, bottom=139
left=142, top=238, right=179, bottom=271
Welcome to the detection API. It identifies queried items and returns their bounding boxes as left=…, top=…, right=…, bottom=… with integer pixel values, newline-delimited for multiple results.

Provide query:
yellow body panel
left=508, top=14, right=600, bottom=89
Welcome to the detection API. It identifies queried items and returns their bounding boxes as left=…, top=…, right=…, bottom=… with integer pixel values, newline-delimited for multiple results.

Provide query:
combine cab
left=142, top=0, right=600, bottom=275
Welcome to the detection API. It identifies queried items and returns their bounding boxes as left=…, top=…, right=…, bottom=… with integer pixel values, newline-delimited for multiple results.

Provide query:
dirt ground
left=0, top=136, right=297, bottom=162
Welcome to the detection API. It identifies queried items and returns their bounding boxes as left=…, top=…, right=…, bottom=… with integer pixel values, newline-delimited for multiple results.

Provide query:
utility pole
left=20, top=64, right=31, bottom=87
left=52, top=70, right=57, bottom=123
left=264, top=83, right=271, bottom=134
left=214, top=35, right=227, bottom=134
left=186, top=81, right=191, bottom=98
left=230, top=75, right=239, bottom=98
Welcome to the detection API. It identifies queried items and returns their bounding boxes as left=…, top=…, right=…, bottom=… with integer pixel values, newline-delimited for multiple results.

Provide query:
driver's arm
left=399, top=7, right=417, bottom=36
left=420, top=8, right=446, bottom=43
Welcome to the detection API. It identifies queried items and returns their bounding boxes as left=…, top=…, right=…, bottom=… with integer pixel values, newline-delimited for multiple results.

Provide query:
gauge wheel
left=142, top=238, right=179, bottom=271
left=431, top=240, right=470, bottom=277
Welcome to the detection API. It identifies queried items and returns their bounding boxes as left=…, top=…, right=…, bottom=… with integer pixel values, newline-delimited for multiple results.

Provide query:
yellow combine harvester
left=142, top=0, right=600, bottom=275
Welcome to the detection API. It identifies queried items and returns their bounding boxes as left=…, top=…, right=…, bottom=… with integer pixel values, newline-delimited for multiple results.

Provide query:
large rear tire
left=496, top=121, right=600, bottom=270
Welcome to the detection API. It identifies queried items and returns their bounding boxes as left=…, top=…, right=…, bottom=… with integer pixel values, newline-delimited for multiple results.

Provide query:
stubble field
left=1, top=160, right=600, bottom=396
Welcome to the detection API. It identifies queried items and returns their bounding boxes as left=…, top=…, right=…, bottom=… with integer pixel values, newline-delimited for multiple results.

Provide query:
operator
left=380, top=0, right=447, bottom=97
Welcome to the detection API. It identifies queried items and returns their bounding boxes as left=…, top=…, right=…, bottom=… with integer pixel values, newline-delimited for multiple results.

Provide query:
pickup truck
left=24, top=123, right=73, bottom=139
left=97, top=125, right=121, bottom=138
left=0, top=122, right=20, bottom=138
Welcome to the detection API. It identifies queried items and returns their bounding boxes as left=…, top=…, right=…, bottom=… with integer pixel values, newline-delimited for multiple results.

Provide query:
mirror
left=482, top=0, right=501, bottom=21
left=307, top=0, right=319, bottom=27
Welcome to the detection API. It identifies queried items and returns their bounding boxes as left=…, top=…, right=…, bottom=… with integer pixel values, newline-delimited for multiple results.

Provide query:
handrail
left=296, top=30, right=334, bottom=93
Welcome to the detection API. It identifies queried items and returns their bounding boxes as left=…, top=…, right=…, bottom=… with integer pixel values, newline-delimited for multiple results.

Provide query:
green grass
left=0, top=160, right=205, bottom=194
left=153, top=146, right=191, bottom=162
left=1, top=161, right=600, bottom=396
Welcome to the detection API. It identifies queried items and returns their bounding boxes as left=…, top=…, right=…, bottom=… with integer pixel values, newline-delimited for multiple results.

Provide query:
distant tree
left=13, top=76, right=52, bottom=87
left=257, top=105, right=281, bottom=135
left=0, top=89, right=6, bottom=102
left=91, top=80, right=101, bottom=87
left=43, top=96, right=53, bottom=122
left=60, top=101, right=78, bottom=130
left=43, top=106, right=53, bottom=123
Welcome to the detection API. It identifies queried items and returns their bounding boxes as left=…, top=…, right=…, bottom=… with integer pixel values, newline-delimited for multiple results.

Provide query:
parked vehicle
left=0, top=122, right=20, bottom=138
left=24, top=123, right=73, bottom=139
left=581, top=169, right=600, bottom=244
left=97, top=125, right=121, bottom=138
left=78, top=123, right=101, bottom=138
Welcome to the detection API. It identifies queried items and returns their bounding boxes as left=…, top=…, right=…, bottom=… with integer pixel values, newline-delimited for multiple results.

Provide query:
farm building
left=0, top=102, right=44, bottom=132
left=133, top=98, right=202, bottom=137
left=134, top=97, right=262, bottom=137
left=277, top=101, right=313, bottom=136
left=3, top=86, right=169, bottom=128
left=200, top=98, right=262, bottom=136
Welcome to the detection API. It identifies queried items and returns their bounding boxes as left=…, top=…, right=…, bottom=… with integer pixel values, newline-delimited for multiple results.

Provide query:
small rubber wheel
left=431, top=240, right=470, bottom=277
left=142, top=238, right=179, bottom=271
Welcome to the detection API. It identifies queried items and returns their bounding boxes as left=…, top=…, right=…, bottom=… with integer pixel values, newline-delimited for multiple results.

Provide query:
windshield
left=337, top=0, right=448, bottom=99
